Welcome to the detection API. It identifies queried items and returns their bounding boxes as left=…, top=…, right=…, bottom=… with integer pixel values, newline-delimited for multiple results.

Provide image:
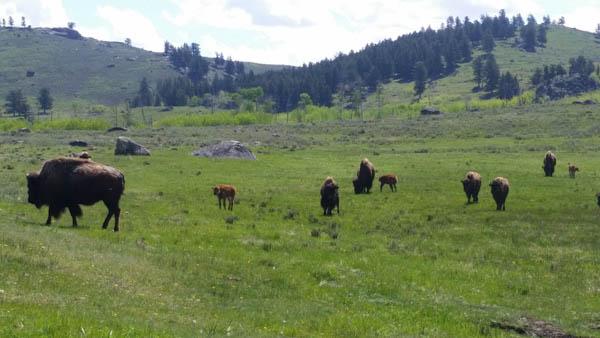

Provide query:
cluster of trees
left=237, top=10, right=547, bottom=111
left=532, top=56, right=598, bottom=100
left=519, top=15, right=548, bottom=52
left=0, top=16, right=27, bottom=28
left=472, top=54, right=520, bottom=99
left=4, top=88, right=53, bottom=119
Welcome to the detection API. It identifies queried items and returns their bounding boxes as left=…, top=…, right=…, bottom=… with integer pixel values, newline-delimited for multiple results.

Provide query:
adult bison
left=26, top=157, right=125, bottom=231
left=543, top=151, right=557, bottom=177
left=490, top=177, right=509, bottom=211
left=461, top=171, right=481, bottom=204
left=597, top=193, right=600, bottom=207
left=353, top=158, right=375, bottom=194
left=320, top=177, right=339, bottom=216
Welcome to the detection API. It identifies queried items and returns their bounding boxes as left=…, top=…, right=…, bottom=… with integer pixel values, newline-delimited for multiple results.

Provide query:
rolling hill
left=0, top=27, right=284, bottom=106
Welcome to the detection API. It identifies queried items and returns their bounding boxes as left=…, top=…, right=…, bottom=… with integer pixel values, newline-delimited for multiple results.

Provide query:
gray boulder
left=69, top=140, right=89, bottom=147
left=192, top=140, right=256, bottom=160
left=420, top=107, right=442, bottom=115
left=115, top=136, right=150, bottom=156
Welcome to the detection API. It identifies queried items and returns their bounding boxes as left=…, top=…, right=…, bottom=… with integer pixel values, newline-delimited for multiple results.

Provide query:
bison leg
left=380, top=183, right=384, bottom=192
left=228, top=197, right=234, bottom=211
left=45, top=210, right=52, bottom=225
left=68, top=205, right=81, bottom=227
left=102, top=210, right=114, bottom=229
left=113, top=207, right=121, bottom=232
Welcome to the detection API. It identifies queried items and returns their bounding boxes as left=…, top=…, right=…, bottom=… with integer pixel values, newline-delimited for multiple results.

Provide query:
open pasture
left=1, top=122, right=600, bottom=337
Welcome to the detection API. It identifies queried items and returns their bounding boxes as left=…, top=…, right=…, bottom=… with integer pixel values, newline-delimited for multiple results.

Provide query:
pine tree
left=498, top=72, right=519, bottom=99
left=538, top=24, right=547, bottom=46
left=472, top=55, right=484, bottom=89
left=483, top=54, right=500, bottom=92
left=37, top=88, right=53, bottom=114
left=482, top=29, right=495, bottom=53
left=521, top=15, right=537, bottom=52
left=414, top=61, right=428, bottom=99
left=5, top=89, right=29, bottom=117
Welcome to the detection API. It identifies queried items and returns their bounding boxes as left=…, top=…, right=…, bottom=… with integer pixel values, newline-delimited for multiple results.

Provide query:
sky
left=1, top=0, right=600, bottom=66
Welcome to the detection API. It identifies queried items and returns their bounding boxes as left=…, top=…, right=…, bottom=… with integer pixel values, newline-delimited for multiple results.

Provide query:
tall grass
left=33, top=118, right=110, bottom=131
left=155, top=112, right=273, bottom=127
left=0, top=118, right=28, bottom=131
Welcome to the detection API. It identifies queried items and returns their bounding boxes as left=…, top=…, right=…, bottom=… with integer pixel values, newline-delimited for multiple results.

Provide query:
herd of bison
left=24, top=151, right=600, bottom=232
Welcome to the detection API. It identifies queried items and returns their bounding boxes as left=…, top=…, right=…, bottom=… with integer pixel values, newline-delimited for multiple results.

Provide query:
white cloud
left=0, top=0, right=68, bottom=27
left=563, top=6, right=600, bottom=33
left=79, top=6, right=164, bottom=51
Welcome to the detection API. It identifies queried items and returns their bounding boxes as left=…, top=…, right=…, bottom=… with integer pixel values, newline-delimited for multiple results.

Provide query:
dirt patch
left=491, top=317, right=577, bottom=337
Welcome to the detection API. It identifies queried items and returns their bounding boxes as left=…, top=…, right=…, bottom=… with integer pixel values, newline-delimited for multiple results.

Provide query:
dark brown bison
left=26, top=157, right=125, bottom=231
left=490, top=177, right=509, bottom=211
left=213, top=184, right=236, bottom=210
left=543, top=151, right=557, bottom=177
left=378, top=174, right=398, bottom=192
left=353, top=158, right=375, bottom=194
left=596, top=192, right=600, bottom=207
left=320, top=176, right=339, bottom=216
left=461, top=171, right=481, bottom=204
left=568, top=163, right=579, bottom=178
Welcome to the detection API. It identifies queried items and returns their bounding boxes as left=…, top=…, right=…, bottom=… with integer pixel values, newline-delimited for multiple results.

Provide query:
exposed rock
left=420, top=107, right=443, bottom=115
left=26, top=70, right=35, bottom=77
left=491, top=317, right=576, bottom=338
left=107, top=64, right=115, bottom=68
left=106, top=127, right=127, bottom=132
left=572, top=99, right=595, bottom=105
left=192, top=140, right=256, bottom=160
left=49, top=27, right=83, bottom=40
left=69, top=140, right=88, bottom=147
left=114, top=137, right=150, bottom=156
left=18, top=128, right=31, bottom=133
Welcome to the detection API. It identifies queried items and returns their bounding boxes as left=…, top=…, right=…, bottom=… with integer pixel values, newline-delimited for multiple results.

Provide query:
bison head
left=213, top=186, right=220, bottom=195
left=26, top=172, right=42, bottom=208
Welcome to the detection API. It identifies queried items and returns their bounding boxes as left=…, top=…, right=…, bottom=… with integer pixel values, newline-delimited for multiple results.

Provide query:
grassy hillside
left=1, top=100, right=600, bottom=335
left=0, top=27, right=284, bottom=106
left=371, top=25, right=600, bottom=109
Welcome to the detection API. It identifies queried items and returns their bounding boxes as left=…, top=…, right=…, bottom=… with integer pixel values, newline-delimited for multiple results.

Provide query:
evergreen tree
left=67, top=22, right=75, bottom=29
left=21, top=16, right=25, bottom=28
left=483, top=54, right=500, bottom=92
left=136, top=77, right=152, bottom=107
left=124, top=38, right=132, bottom=47
left=521, top=15, right=537, bottom=52
left=37, top=88, right=53, bottom=114
left=569, top=56, right=595, bottom=78
left=498, top=72, right=519, bottom=99
left=472, top=55, right=485, bottom=89
left=8, top=16, right=13, bottom=28
left=413, top=61, right=428, bottom=99
left=225, top=57, right=236, bottom=75
left=538, top=24, right=547, bottom=45
left=482, top=29, right=495, bottom=53
left=5, top=89, right=29, bottom=117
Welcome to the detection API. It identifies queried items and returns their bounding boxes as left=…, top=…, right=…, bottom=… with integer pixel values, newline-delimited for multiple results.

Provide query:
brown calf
left=568, top=163, right=579, bottom=178
left=213, top=184, right=236, bottom=210
left=378, top=174, right=398, bottom=192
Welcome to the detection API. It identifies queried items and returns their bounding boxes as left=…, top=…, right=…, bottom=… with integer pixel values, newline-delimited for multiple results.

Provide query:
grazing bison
left=320, top=176, right=339, bottom=216
left=568, top=163, right=579, bottom=178
left=543, top=151, right=557, bottom=177
left=597, top=193, right=600, bottom=207
left=461, top=171, right=481, bottom=204
left=213, top=184, right=236, bottom=210
left=378, top=174, right=398, bottom=192
left=26, top=157, right=124, bottom=231
left=354, top=158, right=376, bottom=194
left=490, top=177, right=510, bottom=211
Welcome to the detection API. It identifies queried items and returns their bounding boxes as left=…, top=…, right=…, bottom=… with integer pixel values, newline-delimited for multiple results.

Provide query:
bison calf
left=543, top=151, right=557, bottom=177
left=378, top=174, right=398, bottom=192
left=26, top=157, right=124, bottom=231
left=490, top=177, right=509, bottom=211
left=320, top=176, right=339, bottom=216
left=461, top=171, right=481, bottom=204
left=568, top=163, right=579, bottom=178
left=213, top=184, right=236, bottom=210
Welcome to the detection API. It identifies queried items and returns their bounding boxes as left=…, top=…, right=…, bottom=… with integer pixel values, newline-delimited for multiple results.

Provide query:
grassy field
left=1, top=101, right=600, bottom=337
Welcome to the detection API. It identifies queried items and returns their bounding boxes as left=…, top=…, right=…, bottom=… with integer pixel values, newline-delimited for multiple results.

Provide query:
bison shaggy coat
left=378, top=174, right=398, bottom=192
left=354, top=158, right=376, bottom=194
left=490, top=177, right=510, bottom=211
left=461, top=171, right=481, bottom=204
left=543, top=151, right=557, bottom=177
left=26, top=157, right=125, bottom=231
left=320, top=177, right=339, bottom=216
left=213, top=184, right=236, bottom=210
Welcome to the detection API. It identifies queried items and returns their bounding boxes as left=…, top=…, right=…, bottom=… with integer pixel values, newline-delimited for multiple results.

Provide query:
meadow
left=1, top=102, right=600, bottom=337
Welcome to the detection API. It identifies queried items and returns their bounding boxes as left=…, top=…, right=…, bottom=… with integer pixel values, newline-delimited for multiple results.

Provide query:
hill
left=372, top=25, right=600, bottom=109
left=0, top=27, right=284, bottom=106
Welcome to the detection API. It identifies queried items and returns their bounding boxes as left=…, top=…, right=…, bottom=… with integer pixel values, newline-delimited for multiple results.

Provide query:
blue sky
left=1, top=0, right=599, bottom=65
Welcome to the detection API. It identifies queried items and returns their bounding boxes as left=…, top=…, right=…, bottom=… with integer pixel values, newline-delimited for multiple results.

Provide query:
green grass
left=1, top=100, right=600, bottom=336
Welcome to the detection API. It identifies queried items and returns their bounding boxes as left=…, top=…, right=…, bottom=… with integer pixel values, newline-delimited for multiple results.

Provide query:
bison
left=353, top=158, right=376, bottom=194
left=213, top=184, right=236, bottom=210
left=461, top=171, right=481, bottom=204
left=597, top=192, right=600, bottom=207
left=543, top=151, right=557, bottom=177
left=490, top=177, right=509, bottom=211
left=568, top=163, right=579, bottom=178
left=378, top=174, right=398, bottom=192
left=26, top=157, right=124, bottom=231
left=320, top=177, right=339, bottom=216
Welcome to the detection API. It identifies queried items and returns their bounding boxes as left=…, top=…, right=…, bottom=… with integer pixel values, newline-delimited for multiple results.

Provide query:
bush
left=0, top=118, right=28, bottom=131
